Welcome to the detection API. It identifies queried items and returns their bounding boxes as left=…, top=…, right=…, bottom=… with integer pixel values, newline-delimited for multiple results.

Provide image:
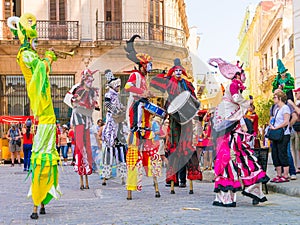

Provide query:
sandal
left=270, top=176, right=280, bottom=182
left=277, top=176, right=289, bottom=183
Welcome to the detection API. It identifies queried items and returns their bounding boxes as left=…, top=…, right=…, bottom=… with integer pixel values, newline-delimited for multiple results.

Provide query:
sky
left=185, top=0, right=261, bottom=63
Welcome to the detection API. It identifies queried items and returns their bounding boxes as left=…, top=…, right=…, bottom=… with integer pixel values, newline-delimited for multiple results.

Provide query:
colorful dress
left=18, top=47, right=61, bottom=206
left=125, top=70, right=162, bottom=191
left=213, top=78, right=269, bottom=207
left=101, top=87, right=127, bottom=179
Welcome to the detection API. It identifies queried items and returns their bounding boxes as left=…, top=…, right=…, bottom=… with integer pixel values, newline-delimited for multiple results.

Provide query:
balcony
left=0, top=20, right=79, bottom=40
left=96, top=21, right=186, bottom=48
left=0, top=20, right=185, bottom=47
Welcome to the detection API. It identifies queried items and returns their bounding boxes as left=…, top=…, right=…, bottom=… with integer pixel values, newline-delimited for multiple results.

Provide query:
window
left=50, top=0, right=66, bottom=21
left=0, top=75, right=74, bottom=122
left=3, top=0, right=21, bottom=18
left=263, top=54, right=268, bottom=69
left=289, top=34, right=294, bottom=51
left=149, top=0, right=163, bottom=25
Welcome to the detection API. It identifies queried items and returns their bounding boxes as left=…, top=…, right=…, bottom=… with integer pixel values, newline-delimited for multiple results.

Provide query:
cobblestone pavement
left=0, top=164, right=300, bottom=225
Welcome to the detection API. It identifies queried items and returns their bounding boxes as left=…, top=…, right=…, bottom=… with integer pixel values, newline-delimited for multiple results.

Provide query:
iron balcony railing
left=0, top=20, right=79, bottom=40
left=96, top=21, right=186, bottom=47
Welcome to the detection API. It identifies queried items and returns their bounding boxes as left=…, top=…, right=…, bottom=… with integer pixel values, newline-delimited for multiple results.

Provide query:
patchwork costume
left=124, top=35, right=162, bottom=198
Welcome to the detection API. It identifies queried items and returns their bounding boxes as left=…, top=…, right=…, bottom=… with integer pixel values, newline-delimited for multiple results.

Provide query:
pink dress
left=212, top=79, right=269, bottom=207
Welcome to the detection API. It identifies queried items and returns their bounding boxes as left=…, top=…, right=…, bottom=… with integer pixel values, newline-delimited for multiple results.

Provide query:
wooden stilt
left=153, top=177, right=160, bottom=198
left=170, top=180, right=175, bottom=194
left=80, top=175, right=84, bottom=190
left=85, top=175, right=89, bottom=189
left=189, top=180, right=194, bottom=194
left=127, top=190, right=132, bottom=200
left=102, top=177, right=107, bottom=185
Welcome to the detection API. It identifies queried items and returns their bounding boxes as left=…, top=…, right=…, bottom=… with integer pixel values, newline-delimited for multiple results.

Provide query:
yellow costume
left=9, top=13, right=61, bottom=207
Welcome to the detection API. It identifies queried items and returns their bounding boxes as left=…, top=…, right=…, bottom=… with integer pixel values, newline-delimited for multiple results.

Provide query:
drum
left=144, top=102, right=166, bottom=118
left=167, top=91, right=200, bottom=125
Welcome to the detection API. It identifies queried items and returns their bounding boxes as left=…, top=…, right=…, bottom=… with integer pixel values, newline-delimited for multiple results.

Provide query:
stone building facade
left=0, top=0, right=190, bottom=123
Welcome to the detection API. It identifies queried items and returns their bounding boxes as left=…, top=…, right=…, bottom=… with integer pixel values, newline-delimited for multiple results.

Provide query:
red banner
left=0, top=116, right=35, bottom=124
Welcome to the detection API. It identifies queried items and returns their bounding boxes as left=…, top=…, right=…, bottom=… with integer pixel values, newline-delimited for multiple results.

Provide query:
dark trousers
left=23, top=144, right=32, bottom=170
left=177, top=165, right=187, bottom=184
left=272, top=135, right=290, bottom=167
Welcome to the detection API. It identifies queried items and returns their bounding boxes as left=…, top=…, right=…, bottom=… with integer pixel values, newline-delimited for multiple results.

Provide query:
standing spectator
left=245, top=104, right=260, bottom=148
left=90, top=122, right=100, bottom=173
left=271, top=89, right=297, bottom=180
left=288, top=88, right=300, bottom=173
left=201, top=118, right=213, bottom=170
left=56, top=120, right=62, bottom=158
left=59, top=125, right=69, bottom=166
left=6, top=124, right=22, bottom=167
left=22, top=119, right=34, bottom=171
left=269, top=90, right=291, bottom=183
left=68, top=125, right=75, bottom=165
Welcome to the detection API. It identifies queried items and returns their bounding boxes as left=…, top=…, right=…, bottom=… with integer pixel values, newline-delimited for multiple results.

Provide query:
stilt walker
left=7, top=13, right=62, bottom=219
left=101, top=69, right=127, bottom=185
left=209, top=58, right=269, bottom=207
left=69, top=68, right=100, bottom=190
left=124, top=35, right=162, bottom=200
left=152, top=58, right=202, bottom=194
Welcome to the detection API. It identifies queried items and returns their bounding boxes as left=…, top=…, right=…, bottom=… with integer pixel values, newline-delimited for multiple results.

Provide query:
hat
left=277, top=59, right=288, bottom=75
left=208, top=58, right=242, bottom=80
left=125, top=35, right=152, bottom=66
left=105, top=69, right=121, bottom=89
left=166, top=58, right=188, bottom=77
left=81, top=68, right=98, bottom=82
left=62, top=124, right=68, bottom=129
left=293, top=88, right=300, bottom=92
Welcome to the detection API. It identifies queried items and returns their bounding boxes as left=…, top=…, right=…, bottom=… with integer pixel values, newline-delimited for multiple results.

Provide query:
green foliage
left=255, top=96, right=273, bottom=126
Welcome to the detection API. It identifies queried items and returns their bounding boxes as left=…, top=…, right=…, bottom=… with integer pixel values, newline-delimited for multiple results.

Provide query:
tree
left=255, top=96, right=273, bottom=127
